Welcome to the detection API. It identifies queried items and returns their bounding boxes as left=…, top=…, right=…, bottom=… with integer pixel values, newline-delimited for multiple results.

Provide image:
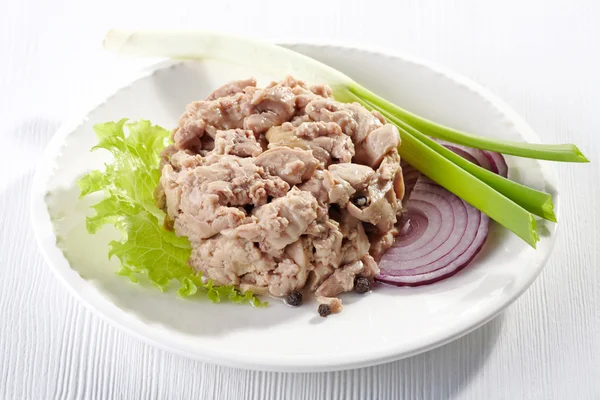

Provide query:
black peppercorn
left=285, top=291, right=303, bottom=307
left=354, top=276, right=371, bottom=294
left=318, top=304, right=332, bottom=317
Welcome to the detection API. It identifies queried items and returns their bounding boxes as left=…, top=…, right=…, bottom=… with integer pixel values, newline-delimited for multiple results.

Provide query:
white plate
left=30, top=43, right=559, bottom=372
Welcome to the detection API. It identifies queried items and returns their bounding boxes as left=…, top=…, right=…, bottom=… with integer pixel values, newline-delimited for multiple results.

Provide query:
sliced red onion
left=441, top=141, right=508, bottom=178
left=380, top=182, right=469, bottom=271
left=394, top=209, right=432, bottom=248
left=435, top=139, right=508, bottom=178
left=389, top=181, right=466, bottom=262
left=442, top=143, right=494, bottom=172
left=378, top=213, right=489, bottom=286
left=483, top=150, right=508, bottom=178
left=400, top=161, right=420, bottom=198
left=377, top=176, right=489, bottom=286
left=376, top=144, right=505, bottom=286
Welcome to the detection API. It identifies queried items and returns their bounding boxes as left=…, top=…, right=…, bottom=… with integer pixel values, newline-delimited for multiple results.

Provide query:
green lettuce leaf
left=78, top=118, right=265, bottom=307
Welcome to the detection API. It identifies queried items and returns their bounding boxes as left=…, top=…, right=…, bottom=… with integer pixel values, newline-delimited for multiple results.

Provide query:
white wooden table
left=1, top=0, right=598, bottom=398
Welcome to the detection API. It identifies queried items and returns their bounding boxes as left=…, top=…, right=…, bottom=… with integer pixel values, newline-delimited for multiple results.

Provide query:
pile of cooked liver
left=155, top=76, right=404, bottom=314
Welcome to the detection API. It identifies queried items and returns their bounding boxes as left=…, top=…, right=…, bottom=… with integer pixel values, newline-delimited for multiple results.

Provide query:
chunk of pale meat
left=327, top=161, right=376, bottom=206
left=303, top=218, right=344, bottom=291
left=174, top=202, right=247, bottom=241
left=196, top=154, right=289, bottom=206
left=361, top=254, right=380, bottom=278
left=213, top=129, right=262, bottom=157
left=328, top=163, right=375, bottom=192
left=189, top=235, right=276, bottom=285
left=267, top=258, right=309, bottom=296
left=159, top=154, right=290, bottom=239
left=205, top=78, right=256, bottom=100
left=315, top=260, right=365, bottom=297
left=254, top=147, right=319, bottom=185
left=304, top=99, right=358, bottom=137
left=346, top=189, right=398, bottom=233
left=265, top=123, right=299, bottom=144
left=304, top=100, right=383, bottom=145
left=310, top=136, right=354, bottom=165
left=235, top=188, right=319, bottom=250
left=174, top=93, right=251, bottom=150
left=295, top=121, right=340, bottom=139
left=306, top=264, right=335, bottom=292
left=278, top=75, right=333, bottom=99
left=368, top=229, right=398, bottom=261
left=344, top=152, right=402, bottom=232
left=243, top=85, right=296, bottom=134
left=338, top=211, right=371, bottom=264
left=308, top=84, right=333, bottom=98
left=311, top=219, right=343, bottom=271
left=328, top=177, right=355, bottom=206
left=297, top=169, right=335, bottom=204
left=344, top=103, right=385, bottom=144
left=284, top=239, right=312, bottom=270
left=266, top=122, right=354, bottom=166
left=354, top=124, right=400, bottom=168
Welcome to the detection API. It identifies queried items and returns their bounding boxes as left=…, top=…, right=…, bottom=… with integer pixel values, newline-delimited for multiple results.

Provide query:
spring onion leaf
left=346, top=83, right=589, bottom=163
left=397, top=118, right=556, bottom=222
left=78, top=118, right=265, bottom=307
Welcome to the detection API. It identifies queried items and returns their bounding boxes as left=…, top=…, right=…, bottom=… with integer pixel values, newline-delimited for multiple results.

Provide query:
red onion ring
left=483, top=150, right=508, bottom=177
left=376, top=145, right=506, bottom=286
left=377, top=213, right=489, bottom=286
left=442, top=143, right=494, bottom=171
left=380, top=182, right=469, bottom=269
left=400, top=161, right=420, bottom=198
left=440, top=141, right=508, bottom=178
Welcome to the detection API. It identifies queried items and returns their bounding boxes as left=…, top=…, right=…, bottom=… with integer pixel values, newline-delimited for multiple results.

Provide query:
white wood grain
left=1, top=0, right=599, bottom=399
